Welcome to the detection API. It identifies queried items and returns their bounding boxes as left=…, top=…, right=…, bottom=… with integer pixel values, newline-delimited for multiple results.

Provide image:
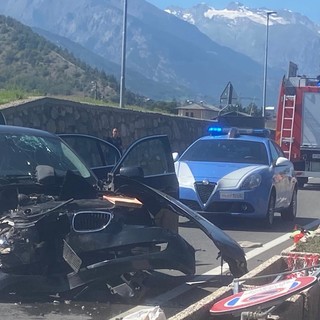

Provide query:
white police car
left=174, top=127, right=298, bottom=227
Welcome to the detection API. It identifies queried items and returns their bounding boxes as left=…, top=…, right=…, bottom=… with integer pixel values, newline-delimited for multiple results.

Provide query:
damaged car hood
left=115, top=176, right=248, bottom=278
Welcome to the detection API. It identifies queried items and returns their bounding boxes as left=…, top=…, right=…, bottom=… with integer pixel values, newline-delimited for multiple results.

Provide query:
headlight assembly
left=241, top=173, right=262, bottom=190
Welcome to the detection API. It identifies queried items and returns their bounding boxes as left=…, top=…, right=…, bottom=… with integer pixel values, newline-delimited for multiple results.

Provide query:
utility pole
left=91, top=81, right=97, bottom=100
left=262, top=11, right=276, bottom=118
left=119, top=0, right=128, bottom=108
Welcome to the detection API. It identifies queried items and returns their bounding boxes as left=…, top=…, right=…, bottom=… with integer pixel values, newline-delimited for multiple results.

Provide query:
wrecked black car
left=0, top=125, right=247, bottom=296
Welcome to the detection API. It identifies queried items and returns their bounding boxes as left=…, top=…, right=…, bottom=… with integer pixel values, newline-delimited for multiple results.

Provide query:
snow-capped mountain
left=165, top=2, right=320, bottom=77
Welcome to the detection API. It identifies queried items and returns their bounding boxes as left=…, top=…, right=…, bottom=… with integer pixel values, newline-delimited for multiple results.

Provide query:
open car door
left=60, top=133, right=179, bottom=198
left=108, top=135, right=179, bottom=199
left=59, top=133, right=121, bottom=180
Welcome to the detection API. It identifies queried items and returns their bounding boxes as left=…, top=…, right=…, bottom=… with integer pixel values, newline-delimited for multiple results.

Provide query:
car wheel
left=264, top=192, right=275, bottom=228
left=297, top=177, right=308, bottom=189
left=281, top=188, right=297, bottom=222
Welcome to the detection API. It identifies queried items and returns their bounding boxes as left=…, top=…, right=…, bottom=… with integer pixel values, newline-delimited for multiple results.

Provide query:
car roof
left=0, top=124, right=57, bottom=138
left=199, top=134, right=270, bottom=143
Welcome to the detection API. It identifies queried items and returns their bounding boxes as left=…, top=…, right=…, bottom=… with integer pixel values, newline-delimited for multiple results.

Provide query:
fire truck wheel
left=264, top=192, right=275, bottom=228
left=281, top=188, right=297, bottom=221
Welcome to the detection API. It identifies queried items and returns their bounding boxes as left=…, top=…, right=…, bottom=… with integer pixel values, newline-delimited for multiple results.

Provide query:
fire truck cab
left=275, top=63, right=320, bottom=188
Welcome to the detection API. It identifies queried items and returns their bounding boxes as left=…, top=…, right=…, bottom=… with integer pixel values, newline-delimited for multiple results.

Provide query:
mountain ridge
left=0, top=0, right=274, bottom=104
left=165, top=2, right=320, bottom=77
left=0, top=15, right=119, bottom=100
left=3, top=0, right=316, bottom=106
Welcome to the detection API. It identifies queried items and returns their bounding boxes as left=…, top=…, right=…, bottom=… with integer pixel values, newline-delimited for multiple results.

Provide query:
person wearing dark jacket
left=106, top=127, right=123, bottom=153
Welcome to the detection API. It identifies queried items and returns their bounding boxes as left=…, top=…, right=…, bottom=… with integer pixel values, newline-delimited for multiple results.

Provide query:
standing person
left=106, top=127, right=123, bottom=153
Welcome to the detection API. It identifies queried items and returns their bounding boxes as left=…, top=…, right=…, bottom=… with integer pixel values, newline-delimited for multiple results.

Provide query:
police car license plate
left=220, top=191, right=244, bottom=200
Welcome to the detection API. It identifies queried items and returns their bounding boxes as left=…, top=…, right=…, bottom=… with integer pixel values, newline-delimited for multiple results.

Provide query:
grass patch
left=0, top=91, right=174, bottom=116
left=294, top=236, right=320, bottom=254
left=0, top=89, right=30, bottom=104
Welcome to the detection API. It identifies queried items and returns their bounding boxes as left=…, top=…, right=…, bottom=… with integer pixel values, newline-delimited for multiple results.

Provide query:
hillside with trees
left=0, top=15, right=120, bottom=101
left=0, top=15, right=180, bottom=114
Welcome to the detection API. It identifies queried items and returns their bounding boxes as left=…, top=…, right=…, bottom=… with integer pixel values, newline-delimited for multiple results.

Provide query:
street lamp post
left=119, top=0, right=128, bottom=108
left=262, top=11, right=276, bottom=118
left=91, top=81, right=97, bottom=100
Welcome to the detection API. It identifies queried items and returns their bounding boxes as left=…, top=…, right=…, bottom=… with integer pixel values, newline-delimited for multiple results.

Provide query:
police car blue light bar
left=208, top=126, right=270, bottom=138
left=208, top=126, right=224, bottom=134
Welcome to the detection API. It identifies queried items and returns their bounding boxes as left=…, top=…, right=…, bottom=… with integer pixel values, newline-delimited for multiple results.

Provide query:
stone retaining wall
left=0, top=97, right=214, bottom=154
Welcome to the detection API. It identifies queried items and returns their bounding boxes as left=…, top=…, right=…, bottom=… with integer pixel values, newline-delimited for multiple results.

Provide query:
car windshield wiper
left=0, top=174, right=35, bottom=184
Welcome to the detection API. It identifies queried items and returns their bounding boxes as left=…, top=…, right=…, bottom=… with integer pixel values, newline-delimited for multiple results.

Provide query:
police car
left=174, top=127, right=298, bottom=227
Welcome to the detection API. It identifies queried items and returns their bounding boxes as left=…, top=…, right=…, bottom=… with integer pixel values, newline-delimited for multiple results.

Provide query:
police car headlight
left=241, top=174, right=262, bottom=190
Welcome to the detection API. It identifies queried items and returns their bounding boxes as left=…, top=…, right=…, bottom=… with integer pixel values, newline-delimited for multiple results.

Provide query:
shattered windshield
left=0, top=133, right=94, bottom=181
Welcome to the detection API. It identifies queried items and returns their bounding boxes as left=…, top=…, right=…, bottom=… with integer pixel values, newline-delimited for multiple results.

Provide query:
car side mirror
left=275, top=157, right=290, bottom=167
left=119, top=166, right=144, bottom=179
left=35, top=165, right=56, bottom=185
left=172, top=152, right=179, bottom=162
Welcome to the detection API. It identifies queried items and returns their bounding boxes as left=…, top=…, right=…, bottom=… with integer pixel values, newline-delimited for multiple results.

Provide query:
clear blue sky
left=147, top=1, right=320, bottom=23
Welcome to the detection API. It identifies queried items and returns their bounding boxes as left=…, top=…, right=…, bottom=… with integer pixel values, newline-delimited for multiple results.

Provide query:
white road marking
left=109, top=219, right=320, bottom=320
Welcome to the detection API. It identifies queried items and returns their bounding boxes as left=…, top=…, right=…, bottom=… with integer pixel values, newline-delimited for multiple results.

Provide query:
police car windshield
left=180, top=139, right=269, bottom=164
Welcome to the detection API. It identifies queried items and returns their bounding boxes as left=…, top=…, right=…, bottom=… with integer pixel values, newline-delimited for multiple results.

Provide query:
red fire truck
left=275, top=64, right=320, bottom=187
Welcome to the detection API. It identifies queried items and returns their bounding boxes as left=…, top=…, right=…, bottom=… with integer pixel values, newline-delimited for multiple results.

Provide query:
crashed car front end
left=0, top=185, right=195, bottom=293
left=0, top=125, right=247, bottom=295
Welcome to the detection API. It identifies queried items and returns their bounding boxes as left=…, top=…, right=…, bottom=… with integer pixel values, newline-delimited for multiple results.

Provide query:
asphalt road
left=0, top=182, right=320, bottom=320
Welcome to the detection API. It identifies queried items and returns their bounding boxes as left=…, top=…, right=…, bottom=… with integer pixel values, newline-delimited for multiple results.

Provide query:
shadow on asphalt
left=0, top=271, right=193, bottom=304
left=179, top=215, right=317, bottom=233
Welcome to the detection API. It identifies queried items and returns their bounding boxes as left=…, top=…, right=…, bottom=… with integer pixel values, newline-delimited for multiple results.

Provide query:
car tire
left=297, top=177, right=308, bottom=189
left=281, top=188, right=297, bottom=222
left=264, top=192, right=275, bottom=228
